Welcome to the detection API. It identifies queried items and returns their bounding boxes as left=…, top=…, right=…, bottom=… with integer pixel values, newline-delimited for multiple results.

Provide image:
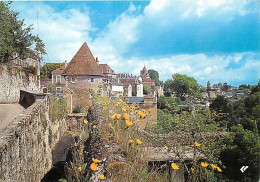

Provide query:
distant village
left=8, top=42, right=252, bottom=117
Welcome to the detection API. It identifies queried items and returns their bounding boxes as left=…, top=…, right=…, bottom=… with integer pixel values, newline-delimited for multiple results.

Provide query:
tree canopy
left=0, top=2, right=46, bottom=63
left=148, top=69, right=161, bottom=86
left=165, top=73, right=200, bottom=100
left=143, top=84, right=151, bottom=95
left=40, top=63, right=64, bottom=78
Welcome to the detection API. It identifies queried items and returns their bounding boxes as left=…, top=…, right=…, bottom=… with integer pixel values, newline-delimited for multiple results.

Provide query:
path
left=0, top=104, right=25, bottom=131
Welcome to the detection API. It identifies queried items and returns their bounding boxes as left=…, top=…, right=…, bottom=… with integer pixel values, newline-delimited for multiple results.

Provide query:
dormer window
left=71, top=77, right=76, bottom=83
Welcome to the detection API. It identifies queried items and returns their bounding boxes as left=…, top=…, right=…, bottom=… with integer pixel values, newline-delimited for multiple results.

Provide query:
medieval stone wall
left=0, top=95, right=67, bottom=182
left=0, top=64, right=39, bottom=103
left=63, top=76, right=102, bottom=112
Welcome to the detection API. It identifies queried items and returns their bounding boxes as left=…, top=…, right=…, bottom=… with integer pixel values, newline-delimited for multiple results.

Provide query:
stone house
left=62, top=42, right=103, bottom=112
left=51, top=65, right=66, bottom=94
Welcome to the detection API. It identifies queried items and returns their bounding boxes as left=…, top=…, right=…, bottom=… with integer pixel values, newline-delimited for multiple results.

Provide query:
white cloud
left=12, top=2, right=94, bottom=62
left=101, top=52, right=259, bottom=86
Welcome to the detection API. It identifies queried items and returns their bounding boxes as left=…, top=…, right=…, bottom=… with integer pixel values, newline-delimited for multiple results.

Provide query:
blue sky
left=10, top=0, right=260, bottom=86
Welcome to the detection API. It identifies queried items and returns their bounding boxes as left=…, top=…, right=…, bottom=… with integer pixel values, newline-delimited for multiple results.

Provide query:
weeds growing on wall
left=49, top=96, right=67, bottom=121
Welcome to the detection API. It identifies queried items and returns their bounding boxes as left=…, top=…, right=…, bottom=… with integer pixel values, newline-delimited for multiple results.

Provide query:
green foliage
left=143, top=84, right=151, bottom=95
left=49, top=96, right=67, bottom=121
left=22, top=66, right=37, bottom=76
left=165, top=73, right=200, bottom=100
left=40, top=63, right=64, bottom=78
left=207, top=81, right=211, bottom=92
left=0, top=2, right=46, bottom=63
left=48, top=84, right=56, bottom=93
left=157, top=96, right=178, bottom=114
left=148, top=69, right=161, bottom=86
left=48, top=127, right=53, bottom=145
left=219, top=83, right=260, bottom=182
left=73, top=105, right=83, bottom=113
left=220, top=126, right=260, bottom=182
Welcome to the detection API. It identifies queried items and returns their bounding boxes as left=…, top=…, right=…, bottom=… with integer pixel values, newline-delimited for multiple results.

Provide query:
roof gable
left=63, top=42, right=102, bottom=76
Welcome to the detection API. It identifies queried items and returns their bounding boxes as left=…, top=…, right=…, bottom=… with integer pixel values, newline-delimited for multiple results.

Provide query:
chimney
left=64, top=60, right=68, bottom=68
left=96, top=57, right=99, bottom=66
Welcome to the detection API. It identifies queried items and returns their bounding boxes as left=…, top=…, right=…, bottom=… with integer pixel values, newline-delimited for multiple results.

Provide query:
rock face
left=0, top=65, right=39, bottom=104
left=0, top=95, right=67, bottom=182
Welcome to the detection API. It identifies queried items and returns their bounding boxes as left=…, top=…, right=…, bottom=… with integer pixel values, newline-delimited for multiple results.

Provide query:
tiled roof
left=52, top=66, right=65, bottom=73
left=119, top=78, right=136, bottom=86
left=63, top=42, right=102, bottom=76
left=143, top=77, right=155, bottom=83
left=99, top=64, right=114, bottom=74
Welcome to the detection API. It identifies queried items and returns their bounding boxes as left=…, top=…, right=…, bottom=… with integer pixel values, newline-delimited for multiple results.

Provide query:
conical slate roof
left=63, top=42, right=102, bottom=76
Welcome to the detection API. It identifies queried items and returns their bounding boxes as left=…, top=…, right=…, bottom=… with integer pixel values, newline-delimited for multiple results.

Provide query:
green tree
left=143, top=84, right=151, bottom=95
left=170, top=73, right=200, bottom=100
left=164, top=79, right=174, bottom=97
left=0, top=2, right=46, bottom=63
left=207, top=81, right=211, bottom=92
left=148, top=69, right=161, bottom=86
left=40, top=63, right=64, bottom=78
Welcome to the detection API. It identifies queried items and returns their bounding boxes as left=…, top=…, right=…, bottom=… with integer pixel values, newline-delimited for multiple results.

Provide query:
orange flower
left=69, top=113, right=74, bottom=117
left=125, top=120, right=133, bottom=127
left=216, top=166, right=222, bottom=172
left=136, top=139, right=142, bottom=145
left=164, top=145, right=168, bottom=149
left=110, top=115, right=116, bottom=120
left=148, top=109, right=152, bottom=112
left=122, top=107, right=127, bottom=112
left=79, top=152, right=83, bottom=156
left=92, top=158, right=102, bottom=163
left=93, top=125, right=97, bottom=129
left=123, top=113, right=129, bottom=120
left=83, top=120, right=88, bottom=124
left=108, top=123, right=115, bottom=129
left=74, top=142, right=78, bottom=147
left=171, top=163, right=179, bottom=170
left=129, top=139, right=134, bottom=144
left=99, top=174, right=106, bottom=180
left=210, top=164, right=218, bottom=169
left=77, top=167, right=82, bottom=172
left=116, top=114, right=121, bottom=119
left=201, top=162, right=209, bottom=167
left=195, top=142, right=201, bottom=147
left=90, top=162, right=98, bottom=171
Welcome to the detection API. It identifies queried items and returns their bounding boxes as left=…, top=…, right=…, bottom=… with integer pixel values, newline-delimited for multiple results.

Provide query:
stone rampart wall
left=0, top=94, right=67, bottom=182
left=0, top=64, right=39, bottom=103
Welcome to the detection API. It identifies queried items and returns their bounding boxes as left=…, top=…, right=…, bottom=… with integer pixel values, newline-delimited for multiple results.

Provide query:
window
left=56, top=75, right=61, bottom=83
left=71, top=77, right=76, bottom=83
left=56, top=87, right=61, bottom=93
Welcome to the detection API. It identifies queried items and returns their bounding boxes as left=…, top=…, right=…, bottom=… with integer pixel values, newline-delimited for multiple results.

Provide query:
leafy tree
left=148, top=69, right=161, bottom=86
left=222, top=82, right=229, bottom=92
left=0, top=2, right=46, bottom=63
left=170, top=73, right=200, bottom=100
left=164, top=79, right=174, bottom=96
left=143, top=84, right=151, bottom=95
left=220, top=126, right=260, bottom=182
left=40, top=63, right=64, bottom=78
left=207, top=81, right=211, bottom=92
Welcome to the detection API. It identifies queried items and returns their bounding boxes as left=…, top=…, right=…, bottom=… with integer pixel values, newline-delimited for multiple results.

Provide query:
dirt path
left=0, top=104, right=25, bottom=131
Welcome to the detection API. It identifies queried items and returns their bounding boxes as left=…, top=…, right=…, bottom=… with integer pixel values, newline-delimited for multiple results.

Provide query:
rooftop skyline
left=11, top=0, right=260, bottom=86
